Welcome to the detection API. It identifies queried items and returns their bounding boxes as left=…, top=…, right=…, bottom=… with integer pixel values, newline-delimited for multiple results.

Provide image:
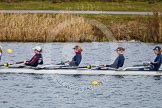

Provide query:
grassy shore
left=0, top=13, right=161, bottom=42
left=0, top=1, right=162, bottom=11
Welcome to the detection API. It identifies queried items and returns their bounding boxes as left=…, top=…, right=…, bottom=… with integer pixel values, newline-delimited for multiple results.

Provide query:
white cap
left=33, top=46, right=42, bottom=51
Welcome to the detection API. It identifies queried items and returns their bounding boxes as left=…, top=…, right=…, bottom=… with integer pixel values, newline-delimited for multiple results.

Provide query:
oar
left=78, top=65, right=105, bottom=69
left=78, top=65, right=93, bottom=69
left=0, top=61, right=24, bottom=67
left=78, top=65, right=121, bottom=71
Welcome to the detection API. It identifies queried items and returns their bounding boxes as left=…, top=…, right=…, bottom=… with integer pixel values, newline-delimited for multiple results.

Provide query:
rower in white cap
left=24, top=46, right=43, bottom=67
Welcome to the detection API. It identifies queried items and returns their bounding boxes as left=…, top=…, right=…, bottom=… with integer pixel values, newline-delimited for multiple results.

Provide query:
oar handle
left=0, top=61, right=24, bottom=67
left=78, top=65, right=104, bottom=69
left=15, top=62, right=24, bottom=64
left=78, top=65, right=92, bottom=69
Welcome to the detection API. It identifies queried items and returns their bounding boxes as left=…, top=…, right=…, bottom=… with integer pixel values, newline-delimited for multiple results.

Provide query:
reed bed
left=0, top=13, right=162, bottom=42
left=0, top=13, right=98, bottom=42
left=109, top=12, right=162, bottom=42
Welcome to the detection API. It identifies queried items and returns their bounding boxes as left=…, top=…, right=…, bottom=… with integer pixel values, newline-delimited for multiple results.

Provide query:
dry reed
left=109, top=12, right=162, bottom=43
left=0, top=13, right=98, bottom=42
left=0, top=13, right=162, bottom=42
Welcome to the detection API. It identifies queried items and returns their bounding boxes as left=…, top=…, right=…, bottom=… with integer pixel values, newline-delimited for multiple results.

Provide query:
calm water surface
left=0, top=42, right=162, bottom=108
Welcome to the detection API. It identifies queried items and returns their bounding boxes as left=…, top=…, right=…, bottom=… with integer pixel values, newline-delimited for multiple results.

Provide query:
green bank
left=0, top=1, right=161, bottom=11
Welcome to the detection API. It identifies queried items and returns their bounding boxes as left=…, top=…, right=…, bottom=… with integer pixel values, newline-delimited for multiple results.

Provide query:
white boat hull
left=0, top=68, right=162, bottom=76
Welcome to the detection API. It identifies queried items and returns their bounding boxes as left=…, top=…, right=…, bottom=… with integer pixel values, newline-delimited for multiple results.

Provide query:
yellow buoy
left=6, top=49, right=12, bottom=53
left=91, top=81, right=98, bottom=86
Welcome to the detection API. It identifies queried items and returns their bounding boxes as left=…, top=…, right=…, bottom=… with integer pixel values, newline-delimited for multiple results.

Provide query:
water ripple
left=0, top=42, right=162, bottom=108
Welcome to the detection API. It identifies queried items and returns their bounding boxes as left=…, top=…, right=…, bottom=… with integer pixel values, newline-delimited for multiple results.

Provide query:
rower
left=65, top=45, right=83, bottom=66
left=99, top=47, right=125, bottom=69
left=24, top=46, right=43, bottom=67
left=38, top=47, right=43, bottom=65
left=147, top=46, right=162, bottom=71
left=0, top=46, right=2, bottom=61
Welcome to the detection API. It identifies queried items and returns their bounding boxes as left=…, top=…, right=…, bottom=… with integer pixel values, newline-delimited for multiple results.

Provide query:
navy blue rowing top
left=25, top=53, right=43, bottom=67
left=69, top=53, right=82, bottom=66
left=38, top=54, right=43, bottom=65
left=0, top=52, right=2, bottom=61
left=151, top=53, right=162, bottom=71
left=107, top=54, right=125, bottom=69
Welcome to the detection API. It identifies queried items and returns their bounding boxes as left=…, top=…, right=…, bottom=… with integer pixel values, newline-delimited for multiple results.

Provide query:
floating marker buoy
left=6, top=49, right=12, bottom=53
left=91, top=81, right=98, bottom=86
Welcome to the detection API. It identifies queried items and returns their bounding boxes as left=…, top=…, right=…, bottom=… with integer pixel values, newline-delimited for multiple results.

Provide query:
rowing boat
left=0, top=67, right=162, bottom=76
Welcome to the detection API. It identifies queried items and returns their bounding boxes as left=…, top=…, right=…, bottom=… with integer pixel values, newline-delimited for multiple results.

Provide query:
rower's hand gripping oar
left=56, top=61, right=65, bottom=65
left=56, top=60, right=73, bottom=65
left=133, top=63, right=150, bottom=67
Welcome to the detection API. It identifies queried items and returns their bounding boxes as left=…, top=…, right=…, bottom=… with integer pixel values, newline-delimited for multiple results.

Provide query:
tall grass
left=0, top=13, right=99, bottom=42
left=0, top=13, right=161, bottom=42
left=107, top=12, right=162, bottom=43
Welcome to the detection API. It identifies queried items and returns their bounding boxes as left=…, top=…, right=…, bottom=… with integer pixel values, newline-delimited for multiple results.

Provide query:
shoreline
left=0, top=40, right=152, bottom=43
left=0, top=10, right=161, bottom=15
